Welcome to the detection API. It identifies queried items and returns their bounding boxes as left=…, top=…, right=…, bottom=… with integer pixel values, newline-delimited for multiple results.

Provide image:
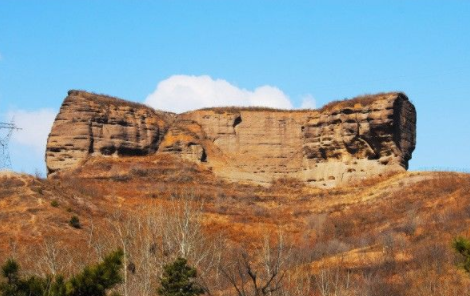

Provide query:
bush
left=158, top=257, right=204, bottom=296
left=67, top=249, right=124, bottom=296
left=0, top=249, right=123, bottom=296
left=51, top=200, right=59, bottom=207
left=453, top=236, right=470, bottom=272
left=69, top=216, right=81, bottom=229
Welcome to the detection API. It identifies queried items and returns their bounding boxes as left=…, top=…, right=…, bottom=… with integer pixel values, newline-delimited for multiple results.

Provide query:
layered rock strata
left=46, top=90, right=175, bottom=174
left=46, top=90, right=416, bottom=187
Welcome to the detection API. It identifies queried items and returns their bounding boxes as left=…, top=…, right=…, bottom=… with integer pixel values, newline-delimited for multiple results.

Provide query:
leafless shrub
left=221, top=231, right=292, bottom=296
left=107, top=193, right=223, bottom=296
left=399, top=210, right=420, bottom=236
left=307, top=212, right=327, bottom=234
left=314, top=266, right=351, bottom=296
left=320, top=92, right=403, bottom=112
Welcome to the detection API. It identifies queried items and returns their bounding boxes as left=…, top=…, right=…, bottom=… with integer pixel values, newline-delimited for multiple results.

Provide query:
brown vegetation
left=319, top=92, right=405, bottom=112
left=193, top=92, right=405, bottom=114
left=67, top=90, right=150, bottom=110
left=1, top=156, right=470, bottom=295
left=65, top=90, right=404, bottom=115
left=194, top=106, right=316, bottom=113
left=67, top=89, right=176, bottom=117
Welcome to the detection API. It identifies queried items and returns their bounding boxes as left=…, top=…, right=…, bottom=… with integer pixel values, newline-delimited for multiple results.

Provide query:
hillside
left=1, top=154, right=470, bottom=295
left=2, top=91, right=468, bottom=295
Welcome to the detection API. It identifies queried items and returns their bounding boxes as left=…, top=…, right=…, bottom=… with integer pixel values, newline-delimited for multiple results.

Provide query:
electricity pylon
left=0, top=121, right=21, bottom=170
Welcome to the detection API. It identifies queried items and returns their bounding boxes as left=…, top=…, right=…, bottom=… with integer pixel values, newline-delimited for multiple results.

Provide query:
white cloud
left=300, top=94, right=316, bottom=109
left=5, top=109, right=57, bottom=155
left=145, top=75, right=293, bottom=113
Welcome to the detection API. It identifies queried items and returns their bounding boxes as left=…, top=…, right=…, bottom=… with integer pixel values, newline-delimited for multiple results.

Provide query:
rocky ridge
left=46, top=90, right=175, bottom=174
left=46, top=90, right=416, bottom=187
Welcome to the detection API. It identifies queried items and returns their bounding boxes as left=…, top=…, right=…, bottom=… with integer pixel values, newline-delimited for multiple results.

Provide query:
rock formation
left=46, top=90, right=175, bottom=174
left=46, top=90, right=416, bottom=187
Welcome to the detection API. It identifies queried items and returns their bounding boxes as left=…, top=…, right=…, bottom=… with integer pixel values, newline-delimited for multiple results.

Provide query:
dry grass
left=66, top=90, right=408, bottom=120
left=67, top=90, right=177, bottom=119
left=319, top=92, right=406, bottom=112
left=191, top=92, right=407, bottom=114
left=1, top=157, right=470, bottom=295
left=193, top=106, right=317, bottom=113
left=67, top=89, right=151, bottom=109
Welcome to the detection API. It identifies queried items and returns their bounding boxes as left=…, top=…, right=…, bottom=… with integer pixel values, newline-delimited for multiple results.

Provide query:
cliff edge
left=46, top=90, right=416, bottom=187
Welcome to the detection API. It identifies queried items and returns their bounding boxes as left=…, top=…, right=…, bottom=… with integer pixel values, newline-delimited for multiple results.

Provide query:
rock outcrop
left=46, top=90, right=174, bottom=174
left=46, top=90, right=416, bottom=187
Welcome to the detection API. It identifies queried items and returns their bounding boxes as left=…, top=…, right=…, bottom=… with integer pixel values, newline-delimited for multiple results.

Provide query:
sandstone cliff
left=46, top=90, right=175, bottom=174
left=46, top=90, right=416, bottom=187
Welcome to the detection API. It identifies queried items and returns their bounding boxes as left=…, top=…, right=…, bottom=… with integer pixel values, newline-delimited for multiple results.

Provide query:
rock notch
left=46, top=90, right=416, bottom=187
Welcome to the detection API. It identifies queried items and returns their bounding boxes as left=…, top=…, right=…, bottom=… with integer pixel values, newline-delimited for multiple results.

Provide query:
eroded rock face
left=46, top=90, right=174, bottom=174
left=46, top=91, right=416, bottom=187
left=171, top=110, right=310, bottom=184
left=300, top=93, right=416, bottom=186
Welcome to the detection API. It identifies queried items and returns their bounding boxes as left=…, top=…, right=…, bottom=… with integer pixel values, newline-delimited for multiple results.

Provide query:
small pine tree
left=453, top=236, right=470, bottom=272
left=0, top=259, right=20, bottom=296
left=22, top=276, right=48, bottom=296
left=69, top=216, right=81, bottom=229
left=0, top=249, right=123, bottom=296
left=66, top=249, right=124, bottom=296
left=1, top=259, right=19, bottom=284
left=48, top=275, right=67, bottom=296
left=0, top=259, right=49, bottom=296
left=158, top=258, right=204, bottom=296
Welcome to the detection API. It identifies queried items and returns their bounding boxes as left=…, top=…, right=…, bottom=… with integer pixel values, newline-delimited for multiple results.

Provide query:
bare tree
left=108, top=192, right=223, bottom=295
left=221, top=231, right=291, bottom=296
left=29, top=237, right=73, bottom=277
left=314, top=266, right=351, bottom=296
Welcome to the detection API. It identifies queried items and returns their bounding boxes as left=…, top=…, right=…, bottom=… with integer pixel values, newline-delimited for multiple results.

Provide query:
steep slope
left=168, top=92, right=416, bottom=186
left=1, top=159, right=470, bottom=295
left=46, top=91, right=416, bottom=187
left=46, top=90, right=175, bottom=174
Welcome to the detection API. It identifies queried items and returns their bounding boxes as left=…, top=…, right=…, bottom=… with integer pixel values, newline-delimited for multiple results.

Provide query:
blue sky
left=0, top=1, right=469, bottom=175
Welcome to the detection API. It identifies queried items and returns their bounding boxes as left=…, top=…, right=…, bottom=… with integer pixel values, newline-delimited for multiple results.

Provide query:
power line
left=0, top=121, right=21, bottom=170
